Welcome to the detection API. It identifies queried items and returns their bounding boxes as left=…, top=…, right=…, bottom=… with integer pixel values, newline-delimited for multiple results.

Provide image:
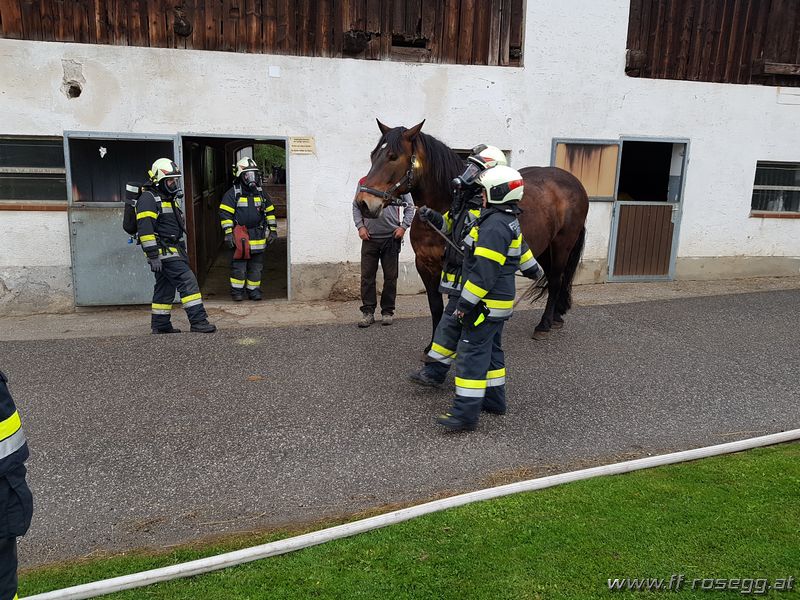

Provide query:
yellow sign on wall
left=289, top=137, right=316, bottom=155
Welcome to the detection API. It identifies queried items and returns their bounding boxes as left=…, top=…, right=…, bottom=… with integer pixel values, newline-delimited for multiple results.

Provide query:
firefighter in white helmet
left=435, top=165, right=531, bottom=432
left=137, top=158, right=216, bottom=333
left=218, top=157, right=278, bottom=301
left=410, top=146, right=541, bottom=388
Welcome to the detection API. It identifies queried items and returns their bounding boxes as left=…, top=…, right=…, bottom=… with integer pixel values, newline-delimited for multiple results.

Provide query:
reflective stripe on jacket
left=219, top=185, right=277, bottom=235
left=455, top=207, right=523, bottom=320
left=0, top=371, right=28, bottom=478
left=136, top=191, right=185, bottom=260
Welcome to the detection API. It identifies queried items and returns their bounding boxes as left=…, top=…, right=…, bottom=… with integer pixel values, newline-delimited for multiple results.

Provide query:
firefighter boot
left=436, top=412, right=476, bottom=432
left=152, top=326, right=182, bottom=334
left=190, top=320, right=217, bottom=333
left=248, top=289, right=262, bottom=301
left=408, top=362, right=448, bottom=387
left=231, top=291, right=245, bottom=302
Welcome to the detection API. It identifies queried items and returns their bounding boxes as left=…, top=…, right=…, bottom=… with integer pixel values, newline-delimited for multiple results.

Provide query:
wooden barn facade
left=0, top=0, right=797, bottom=315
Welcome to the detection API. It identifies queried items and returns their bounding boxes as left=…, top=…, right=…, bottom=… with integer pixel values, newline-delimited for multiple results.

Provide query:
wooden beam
left=753, top=60, right=800, bottom=76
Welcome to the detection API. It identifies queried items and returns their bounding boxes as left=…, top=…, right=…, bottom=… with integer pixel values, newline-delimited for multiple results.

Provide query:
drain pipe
left=24, top=428, right=800, bottom=600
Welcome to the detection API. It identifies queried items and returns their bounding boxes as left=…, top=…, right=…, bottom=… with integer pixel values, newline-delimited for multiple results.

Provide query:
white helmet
left=148, top=158, right=182, bottom=195
left=233, top=157, right=262, bottom=192
left=148, top=158, right=181, bottom=183
left=233, top=157, right=259, bottom=179
left=479, top=165, right=524, bottom=205
left=455, top=145, right=508, bottom=188
left=468, top=145, right=508, bottom=170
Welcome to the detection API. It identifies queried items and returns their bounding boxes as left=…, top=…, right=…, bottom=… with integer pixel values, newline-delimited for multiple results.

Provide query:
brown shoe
left=358, top=313, right=375, bottom=328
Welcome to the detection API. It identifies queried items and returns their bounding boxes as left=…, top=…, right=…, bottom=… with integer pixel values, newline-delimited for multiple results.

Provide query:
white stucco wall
left=0, top=0, right=798, bottom=310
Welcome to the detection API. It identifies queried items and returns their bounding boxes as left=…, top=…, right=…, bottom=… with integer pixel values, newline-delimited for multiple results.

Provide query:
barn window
left=0, top=137, right=67, bottom=203
left=751, top=162, right=800, bottom=214
left=553, top=141, right=620, bottom=201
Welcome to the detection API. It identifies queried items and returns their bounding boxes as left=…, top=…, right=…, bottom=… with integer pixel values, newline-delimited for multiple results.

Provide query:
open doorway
left=180, top=136, right=288, bottom=301
left=609, top=140, right=686, bottom=280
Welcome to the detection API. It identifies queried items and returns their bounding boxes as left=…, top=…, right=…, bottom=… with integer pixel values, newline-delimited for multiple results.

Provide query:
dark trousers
left=0, top=465, right=33, bottom=600
left=151, top=251, right=209, bottom=330
left=360, top=237, right=400, bottom=316
left=230, top=252, right=264, bottom=294
left=449, top=319, right=507, bottom=425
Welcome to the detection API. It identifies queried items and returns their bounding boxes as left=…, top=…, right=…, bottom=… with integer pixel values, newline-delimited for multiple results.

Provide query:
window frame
left=750, top=161, right=800, bottom=218
left=0, top=136, right=68, bottom=208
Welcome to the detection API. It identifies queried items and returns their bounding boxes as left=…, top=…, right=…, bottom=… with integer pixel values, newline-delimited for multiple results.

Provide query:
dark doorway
left=610, top=141, right=686, bottom=279
left=180, top=136, right=288, bottom=301
left=617, top=140, right=672, bottom=202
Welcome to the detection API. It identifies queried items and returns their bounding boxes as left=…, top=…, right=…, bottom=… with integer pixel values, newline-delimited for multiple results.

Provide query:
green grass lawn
left=21, top=442, right=800, bottom=599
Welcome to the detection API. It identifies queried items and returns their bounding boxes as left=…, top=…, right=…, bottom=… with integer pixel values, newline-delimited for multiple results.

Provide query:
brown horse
left=355, top=119, right=589, bottom=348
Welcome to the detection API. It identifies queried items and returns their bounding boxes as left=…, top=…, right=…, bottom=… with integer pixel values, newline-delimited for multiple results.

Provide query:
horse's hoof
left=532, top=329, right=550, bottom=341
left=552, top=320, right=564, bottom=330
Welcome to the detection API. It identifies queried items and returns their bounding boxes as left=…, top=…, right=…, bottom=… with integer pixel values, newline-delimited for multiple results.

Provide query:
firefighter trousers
left=0, top=465, right=33, bottom=600
left=230, top=252, right=264, bottom=294
left=448, top=319, right=507, bottom=425
left=426, top=294, right=462, bottom=367
left=151, top=251, right=209, bottom=330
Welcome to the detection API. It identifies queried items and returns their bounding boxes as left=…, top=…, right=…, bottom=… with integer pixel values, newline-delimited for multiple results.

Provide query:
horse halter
left=358, top=153, right=418, bottom=206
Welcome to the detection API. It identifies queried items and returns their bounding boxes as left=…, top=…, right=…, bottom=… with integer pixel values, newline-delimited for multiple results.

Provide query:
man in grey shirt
left=352, top=194, right=415, bottom=327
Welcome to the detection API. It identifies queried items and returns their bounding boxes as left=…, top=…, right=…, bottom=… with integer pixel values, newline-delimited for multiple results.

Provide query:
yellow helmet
left=148, top=158, right=181, bottom=184
left=233, top=157, right=259, bottom=179
left=479, top=165, right=524, bottom=205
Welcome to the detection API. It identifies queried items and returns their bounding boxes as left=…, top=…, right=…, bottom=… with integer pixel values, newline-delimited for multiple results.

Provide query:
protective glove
left=527, top=265, right=544, bottom=280
left=267, top=229, right=278, bottom=245
left=456, top=302, right=489, bottom=329
left=148, top=256, right=163, bottom=273
left=224, top=233, right=235, bottom=249
left=418, top=206, right=444, bottom=230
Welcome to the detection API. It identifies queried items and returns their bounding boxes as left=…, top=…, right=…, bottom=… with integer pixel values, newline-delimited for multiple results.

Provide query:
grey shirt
left=353, top=194, right=415, bottom=239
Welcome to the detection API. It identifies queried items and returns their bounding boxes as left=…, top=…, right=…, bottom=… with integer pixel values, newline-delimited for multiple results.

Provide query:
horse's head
left=355, top=119, right=425, bottom=218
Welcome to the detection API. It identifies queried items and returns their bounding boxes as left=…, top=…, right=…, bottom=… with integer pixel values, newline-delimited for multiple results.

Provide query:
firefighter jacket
left=433, top=203, right=541, bottom=297
left=0, top=371, right=28, bottom=479
left=136, top=190, right=187, bottom=261
left=219, top=184, right=277, bottom=253
left=456, top=205, right=539, bottom=321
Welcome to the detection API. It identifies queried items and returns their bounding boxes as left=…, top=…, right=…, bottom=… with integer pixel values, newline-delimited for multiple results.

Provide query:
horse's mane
left=373, top=127, right=464, bottom=203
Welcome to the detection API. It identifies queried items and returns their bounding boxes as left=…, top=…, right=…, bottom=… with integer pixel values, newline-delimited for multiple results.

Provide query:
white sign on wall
left=289, top=137, right=316, bottom=155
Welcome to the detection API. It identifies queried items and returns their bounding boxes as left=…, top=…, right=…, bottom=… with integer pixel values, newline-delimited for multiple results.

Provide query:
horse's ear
left=403, top=120, right=425, bottom=141
left=376, top=119, right=391, bottom=135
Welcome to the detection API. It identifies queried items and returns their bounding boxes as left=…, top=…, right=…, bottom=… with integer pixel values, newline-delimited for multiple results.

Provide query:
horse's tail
left=519, top=248, right=551, bottom=304
left=556, top=226, right=586, bottom=315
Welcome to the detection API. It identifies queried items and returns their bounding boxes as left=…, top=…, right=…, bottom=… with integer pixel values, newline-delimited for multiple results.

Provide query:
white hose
left=24, top=428, right=800, bottom=600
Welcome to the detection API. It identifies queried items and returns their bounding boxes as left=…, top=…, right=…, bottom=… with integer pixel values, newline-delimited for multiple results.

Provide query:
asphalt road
left=3, top=289, right=798, bottom=568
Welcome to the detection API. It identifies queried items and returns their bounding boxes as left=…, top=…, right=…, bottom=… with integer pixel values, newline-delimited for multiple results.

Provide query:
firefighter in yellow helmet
left=218, top=157, right=278, bottom=301
left=136, top=158, right=216, bottom=333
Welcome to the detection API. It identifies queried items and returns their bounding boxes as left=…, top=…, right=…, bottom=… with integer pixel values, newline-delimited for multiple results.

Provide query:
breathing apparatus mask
left=160, top=177, right=182, bottom=197
left=241, top=170, right=261, bottom=193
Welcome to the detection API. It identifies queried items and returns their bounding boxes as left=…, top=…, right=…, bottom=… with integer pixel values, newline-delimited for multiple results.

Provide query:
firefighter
left=0, top=371, right=32, bottom=600
left=409, top=146, right=542, bottom=387
left=137, top=158, right=216, bottom=334
left=219, top=157, right=278, bottom=301
left=435, top=165, right=529, bottom=432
